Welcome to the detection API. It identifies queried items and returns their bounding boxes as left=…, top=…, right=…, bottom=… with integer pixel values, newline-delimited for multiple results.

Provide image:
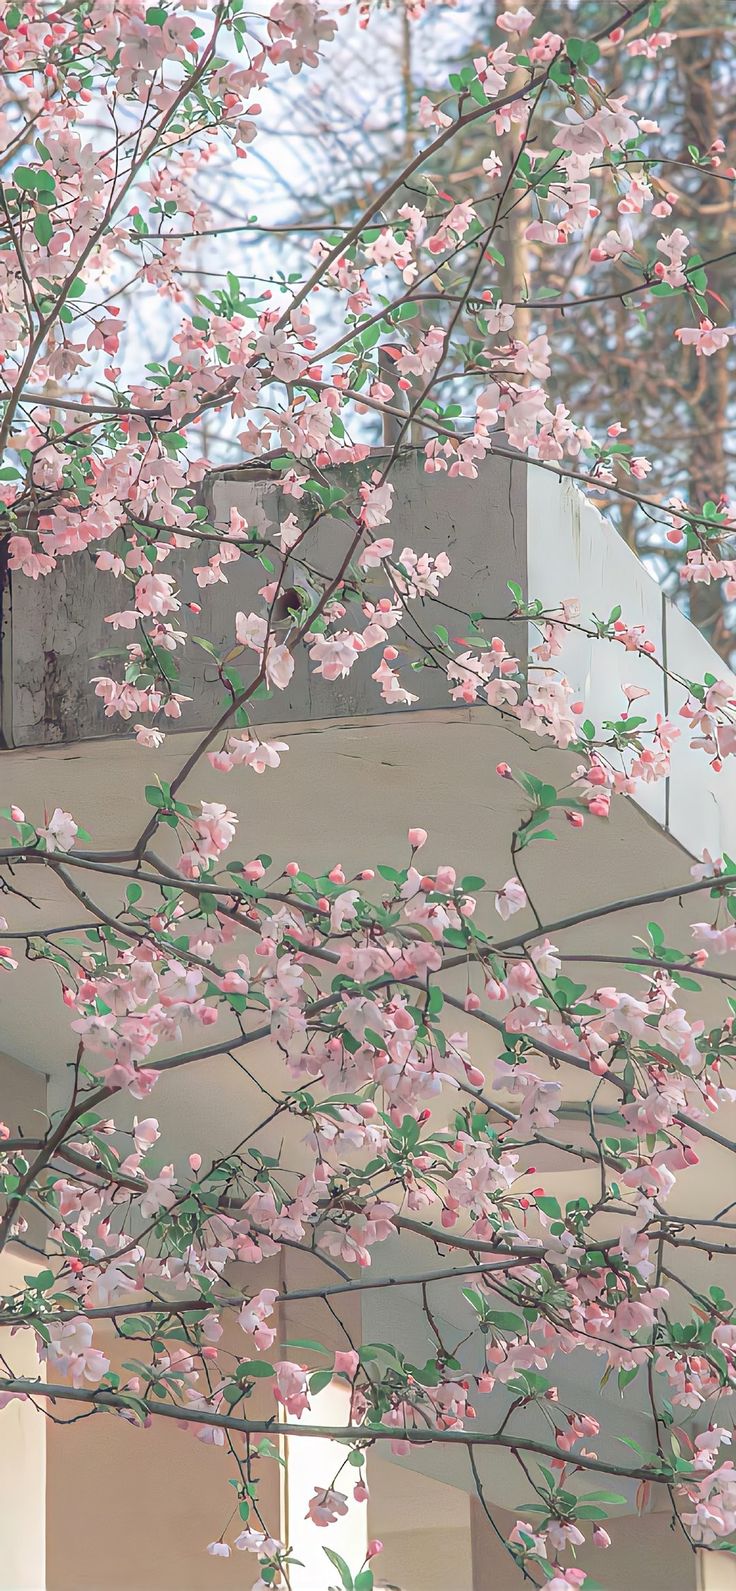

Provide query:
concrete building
left=1, top=453, right=735, bottom=1590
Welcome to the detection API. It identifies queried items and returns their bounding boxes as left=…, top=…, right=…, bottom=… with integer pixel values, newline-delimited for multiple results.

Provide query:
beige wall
left=470, top=1495, right=698, bottom=1591
left=45, top=1248, right=362, bottom=1591
left=699, top=1553, right=736, bottom=1591
left=46, top=1280, right=280, bottom=1591
left=0, top=1249, right=46, bottom=1591
left=0, top=1052, right=48, bottom=1591
left=369, top=1460, right=473, bottom=1591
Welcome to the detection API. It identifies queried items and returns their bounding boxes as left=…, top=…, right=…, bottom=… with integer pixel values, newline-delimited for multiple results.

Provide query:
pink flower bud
left=285, top=861, right=300, bottom=876
left=593, top=1526, right=611, bottom=1548
left=367, top=1541, right=383, bottom=1559
left=408, top=827, right=428, bottom=850
left=189, top=1153, right=202, bottom=1173
left=496, top=762, right=512, bottom=778
left=243, top=859, right=265, bottom=881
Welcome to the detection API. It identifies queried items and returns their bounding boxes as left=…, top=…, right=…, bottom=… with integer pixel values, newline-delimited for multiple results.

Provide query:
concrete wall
left=0, top=451, right=526, bottom=746
left=6, top=446, right=736, bottom=868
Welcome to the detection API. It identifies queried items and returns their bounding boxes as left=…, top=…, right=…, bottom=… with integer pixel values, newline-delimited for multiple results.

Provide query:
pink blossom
left=495, top=878, right=527, bottom=919
left=134, top=571, right=180, bottom=617
left=273, top=1360, right=310, bottom=1417
left=266, top=643, right=294, bottom=691
left=194, top=801, right=238, bottom=858
left=497, top=7, right=533, bottom=32
left=306, top=1488, right=349, bottom=1526
left=676, top=319, right=736, bottom=356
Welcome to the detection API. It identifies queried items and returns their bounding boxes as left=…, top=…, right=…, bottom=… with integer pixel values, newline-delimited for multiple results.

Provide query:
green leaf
left=118, top=1316, right=155, bottom=1337
left=33, top=212, right=53, bottom=246
left=427, top=984, right=444, bottom=1016
left=309, top=1369, right=334, bottom=1395
left=284, top=1338, right=331, bottom=1356
left=486, top=1310, right=526, bottom=1333
left=582, top=1491, right=627, bottom=1505
left=323, top=1547, right=353, bottom=1589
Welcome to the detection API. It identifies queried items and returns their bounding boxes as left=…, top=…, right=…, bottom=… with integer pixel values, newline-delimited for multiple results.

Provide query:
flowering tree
left=2, top=0, right=736, bottom=1585
left=266, top=0, right=736, bottom=650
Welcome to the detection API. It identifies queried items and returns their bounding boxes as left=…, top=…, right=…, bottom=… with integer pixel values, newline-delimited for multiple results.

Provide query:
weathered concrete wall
left=0, top=450, right=526, bottom=747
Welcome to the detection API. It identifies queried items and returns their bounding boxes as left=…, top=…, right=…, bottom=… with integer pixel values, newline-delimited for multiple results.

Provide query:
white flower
left=39, top=807, right=78, bottom=853
left=494, top=878, right=527, bottom=920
